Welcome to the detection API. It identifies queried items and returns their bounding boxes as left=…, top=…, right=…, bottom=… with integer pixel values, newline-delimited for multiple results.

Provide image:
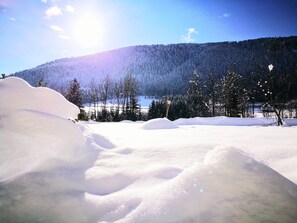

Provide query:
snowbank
left=122, top=147, right=297, bottom=222
left=174, top=116, right=275, bottom=126
left=0, top=77, right=79, bottom=119
left=141, top=118, right=179, bottom=130
left=0, top=78, right=98, bottom=222
left=0, top=77, right=88, bottom=179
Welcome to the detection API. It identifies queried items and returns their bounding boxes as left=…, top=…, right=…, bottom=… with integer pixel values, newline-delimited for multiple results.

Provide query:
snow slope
left=0, top=77, right=79, bottom=119
left=1, top=77, right=297, bottom=223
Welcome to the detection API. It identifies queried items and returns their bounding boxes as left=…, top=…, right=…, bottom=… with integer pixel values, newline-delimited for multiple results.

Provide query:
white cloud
left=181, top=27, right=198, bottom=43
left=223, top=13, right=231, bottom=18
left=41, top=0, right=47, bottom=3
left=9, top=17, right=16, bottom=22
left=59, top=35, right=70, bottom=40
left=65, top=4, right=74, bottom=13
left=49, top=25, right=64, bottom=32
left=45, top=6, right=62, bottom=19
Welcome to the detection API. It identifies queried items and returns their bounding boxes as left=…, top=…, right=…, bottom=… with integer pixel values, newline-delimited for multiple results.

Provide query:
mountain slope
left=14, top=36, right=297, bottom=96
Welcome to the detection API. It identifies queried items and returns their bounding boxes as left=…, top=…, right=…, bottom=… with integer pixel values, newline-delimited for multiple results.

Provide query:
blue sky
left=1, top=0, right=296, bottom=74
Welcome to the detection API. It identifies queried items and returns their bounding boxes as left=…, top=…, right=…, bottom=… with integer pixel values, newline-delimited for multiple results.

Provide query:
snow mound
left=0, top=77, right=79, bottom=119
left=141, top=118, right=179, bottom=130
left=125, top=147, right=297, bottom=222
left=174, top=116, right=274, bottom=126
left=0, top=78, right=99, bottom=222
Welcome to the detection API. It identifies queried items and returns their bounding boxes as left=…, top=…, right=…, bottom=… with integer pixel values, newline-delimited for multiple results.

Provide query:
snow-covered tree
left=187, top=70, right=209, bottom=117
left=204, top=71, right=220, bottom=116
left=221, top=71, right=241, bottom=117
left=258, top=64, right=284, bottom=125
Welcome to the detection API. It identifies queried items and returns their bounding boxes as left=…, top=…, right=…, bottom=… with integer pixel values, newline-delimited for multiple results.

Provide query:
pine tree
left=221, top=71, right=241, bottom=117
left=258, top=64, right=284, bottom=125
left=66, top=78, right=83, bottom=108
left=205, top=72, right=219, bottom=116
left=66, top=79, right=87, bottom=120
left=187, top=70, right=209, bottom=117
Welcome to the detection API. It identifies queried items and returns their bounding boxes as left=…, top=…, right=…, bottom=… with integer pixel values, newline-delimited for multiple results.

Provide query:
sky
left=0, top=0, right=297, bottom=74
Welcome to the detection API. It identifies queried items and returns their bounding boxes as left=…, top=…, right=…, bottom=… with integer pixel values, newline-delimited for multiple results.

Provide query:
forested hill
left=14, top=36, right=297, bottom=96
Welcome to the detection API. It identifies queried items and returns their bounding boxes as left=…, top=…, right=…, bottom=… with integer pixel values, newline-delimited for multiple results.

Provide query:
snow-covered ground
left=1, top=77, right=297, bottom=223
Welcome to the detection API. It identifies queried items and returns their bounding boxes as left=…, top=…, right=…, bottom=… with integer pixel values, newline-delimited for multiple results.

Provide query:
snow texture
left=141, top=118, right=179, bottom=130
left=0, top=77, right=79, bottom=119
left=174, top=116, right=297, bottom=126
left=1, top=77, right=297, bottom=223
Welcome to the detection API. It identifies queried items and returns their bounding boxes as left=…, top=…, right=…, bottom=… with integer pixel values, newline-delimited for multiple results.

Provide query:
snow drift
left=0, top=77, right=79, bottom=119
left=141, top=118, right=179, bottom=130
left=1, top=77, right=297, bottom=223
left=119, top=147, right=297, bottom=223
left=0, top=77, right=98, bottom=222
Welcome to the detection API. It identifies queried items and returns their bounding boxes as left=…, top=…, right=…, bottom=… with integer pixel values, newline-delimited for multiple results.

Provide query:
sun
left=73, top=15, right=103, bottom=48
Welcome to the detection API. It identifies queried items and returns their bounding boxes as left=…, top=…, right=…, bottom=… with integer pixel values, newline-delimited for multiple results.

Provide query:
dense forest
left=13, top=36, right=297, bottom=97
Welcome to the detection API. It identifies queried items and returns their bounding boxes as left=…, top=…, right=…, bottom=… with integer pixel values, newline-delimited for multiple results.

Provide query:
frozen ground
left=1, top=77, right=297, bottom=223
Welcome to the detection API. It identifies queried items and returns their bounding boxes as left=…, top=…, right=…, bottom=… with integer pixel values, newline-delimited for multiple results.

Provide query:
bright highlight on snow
left=0, top=77, right=297, bottom=223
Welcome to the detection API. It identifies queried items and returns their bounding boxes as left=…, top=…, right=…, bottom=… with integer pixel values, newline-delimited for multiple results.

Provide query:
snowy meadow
left=1, top=77, right=297, bottom=223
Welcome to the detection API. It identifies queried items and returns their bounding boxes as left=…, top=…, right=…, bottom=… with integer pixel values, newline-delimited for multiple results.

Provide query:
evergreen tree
left=258, top=64, right=284, bottom=125
left=122, top=74, right=139, bottom=120
left=38, top=77, right=47, bottom=87
left=66, top=78, right=83, bottom=108
left=187, top=70, right=209, bottom=117
left=66, top=78, right=87, bottom=120
left=148, top=100, right=157, bottom=119
left=221, top=71, right=241, bottom=117
left=205, top=71, right=219, bottom=116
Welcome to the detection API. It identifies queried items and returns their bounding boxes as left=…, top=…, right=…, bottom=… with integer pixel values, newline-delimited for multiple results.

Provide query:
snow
left=1, top=77, right=297, bottom=222
left=141, top=118, right=179, bottom=130
left=174, top=116, right=297, bottom=126
left=0, top=77, right=79, bottom=119
left=175, top=116, right=273, bottom=126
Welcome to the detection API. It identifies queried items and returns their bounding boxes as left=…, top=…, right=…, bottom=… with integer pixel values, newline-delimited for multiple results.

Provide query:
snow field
left=1, top=77, right=297, bottom=223
left=85, top=121, right=297, bottom=222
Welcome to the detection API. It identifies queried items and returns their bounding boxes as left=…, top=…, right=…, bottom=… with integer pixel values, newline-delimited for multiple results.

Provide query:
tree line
left=148, top=64, right=297, bottom=125
left=61, top=63, right=297, bottom=125
left=64, top=73, right=142, bottom=122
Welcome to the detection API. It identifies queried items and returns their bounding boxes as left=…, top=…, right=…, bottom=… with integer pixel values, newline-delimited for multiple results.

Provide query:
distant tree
left=100, top=74, right=112, bottom=116
left=122, top=73, right=140, bottom=120
left=87, top=78, right=100, bottom=120
left=66, top=78, right=87, bottom=120
left=113, top=79, right=124, bottom=121
left=148, top=99, right=166, bottom=119
left=187, top=70, right=209, bottom=117
left=221, top=71, right=241, bottom=117
left=66, top=79, right=83, bottom=108
left=204, top=71, right=220, bottom=116
left=148, top=100, right=157, bottom=119
left=1, top=74, right=5, bottom=79
left=258, top=64, right=284, bottom=125
left=167, top=95, right=190, bottom=120
left=38, top=77, right=47, bottom=87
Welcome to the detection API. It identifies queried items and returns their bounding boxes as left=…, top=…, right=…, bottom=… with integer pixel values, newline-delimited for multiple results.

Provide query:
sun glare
left=73, top=15, right=103, bottom=48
